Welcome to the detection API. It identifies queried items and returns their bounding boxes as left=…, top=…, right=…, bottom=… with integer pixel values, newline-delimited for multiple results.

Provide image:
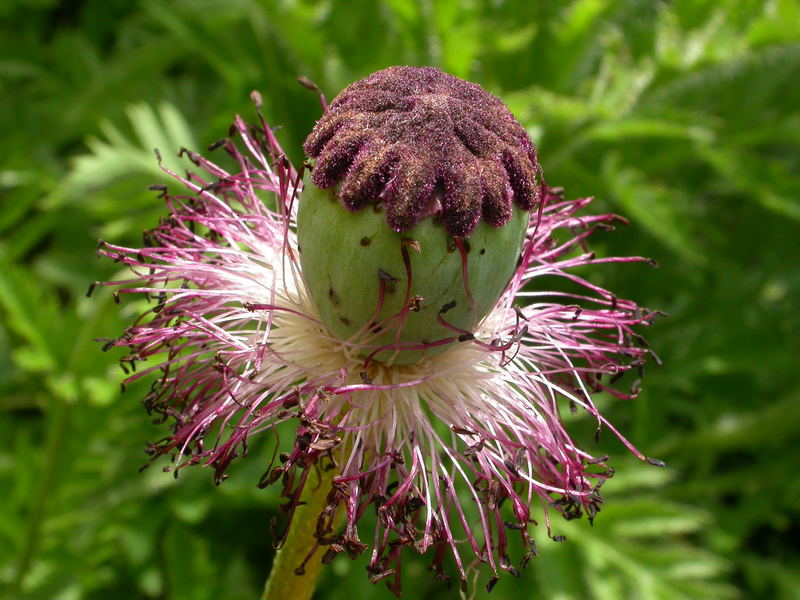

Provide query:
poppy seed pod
left=298, top=66, right=539, bottom=364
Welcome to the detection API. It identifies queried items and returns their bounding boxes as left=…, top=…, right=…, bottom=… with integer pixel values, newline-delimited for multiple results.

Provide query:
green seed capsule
left=297, top=174, right=528, bottom=365
left=298, top=66, right=540, bottom=364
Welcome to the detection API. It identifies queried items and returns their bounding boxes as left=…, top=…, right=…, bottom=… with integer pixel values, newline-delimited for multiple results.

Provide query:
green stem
left=261, top=466, right=337, bottom=600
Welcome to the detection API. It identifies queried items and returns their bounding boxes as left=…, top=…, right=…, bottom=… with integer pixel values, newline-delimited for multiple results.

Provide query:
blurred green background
left=1, top=0, right=799, bottom=598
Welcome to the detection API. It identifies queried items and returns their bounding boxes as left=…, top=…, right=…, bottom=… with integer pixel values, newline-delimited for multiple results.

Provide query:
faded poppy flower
left=94, top=66, right=661, bottom=595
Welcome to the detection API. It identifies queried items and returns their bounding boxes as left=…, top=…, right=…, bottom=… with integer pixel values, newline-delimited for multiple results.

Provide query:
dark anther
left=316, top=535, right=339, bottom=546
left=503, top=459, right=520, bottom=478
left=552, top=535, right=566, bottom=542
left=99, top=338, right=117, bottom=352
left=301, top=159, right=314, bottom=174
left=610, top=369, right=625, bottom=384
left=208, top=138, right=228, bottom=151
left=645, top=457, right=666, bottom=467
left=458, top=333, right=474, bottom=342
left=344, top=538, right=367, bottom=559
left=647, top=258, right=660, bottom=268
left=359, top=371, right=373, bottom=384
left=296, top=431, right=312, bottom=450
left=463, top=439, right=484, bottom=457
left=148, top=184, right=168, bottom=197
left=406, top=497, right=424, bottom=513
left=451, top=425, right=476, bottom=435
left=486, top=576, right=499, bottom=593
left=86, top=282, right=98, bottom=298
left=154, top=148, right=162, bottom=163
left=199, top=179, right=225, bottom=195
left=439, top=300, right=457, bottom=314
left=281, top=393, right=299, bottom=409
left=178, top=147, right=202, bottom=166
left=112, top=291, right=121, bottom=305
left=321, top=546, right=340, bottom=564
left=261, top=466, right=285, bottom=489
left=408, top=295, right=423, bottom=312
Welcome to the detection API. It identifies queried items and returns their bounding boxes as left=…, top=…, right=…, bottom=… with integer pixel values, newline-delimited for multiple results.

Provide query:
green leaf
left=601, top=154, right=705, bottom=264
